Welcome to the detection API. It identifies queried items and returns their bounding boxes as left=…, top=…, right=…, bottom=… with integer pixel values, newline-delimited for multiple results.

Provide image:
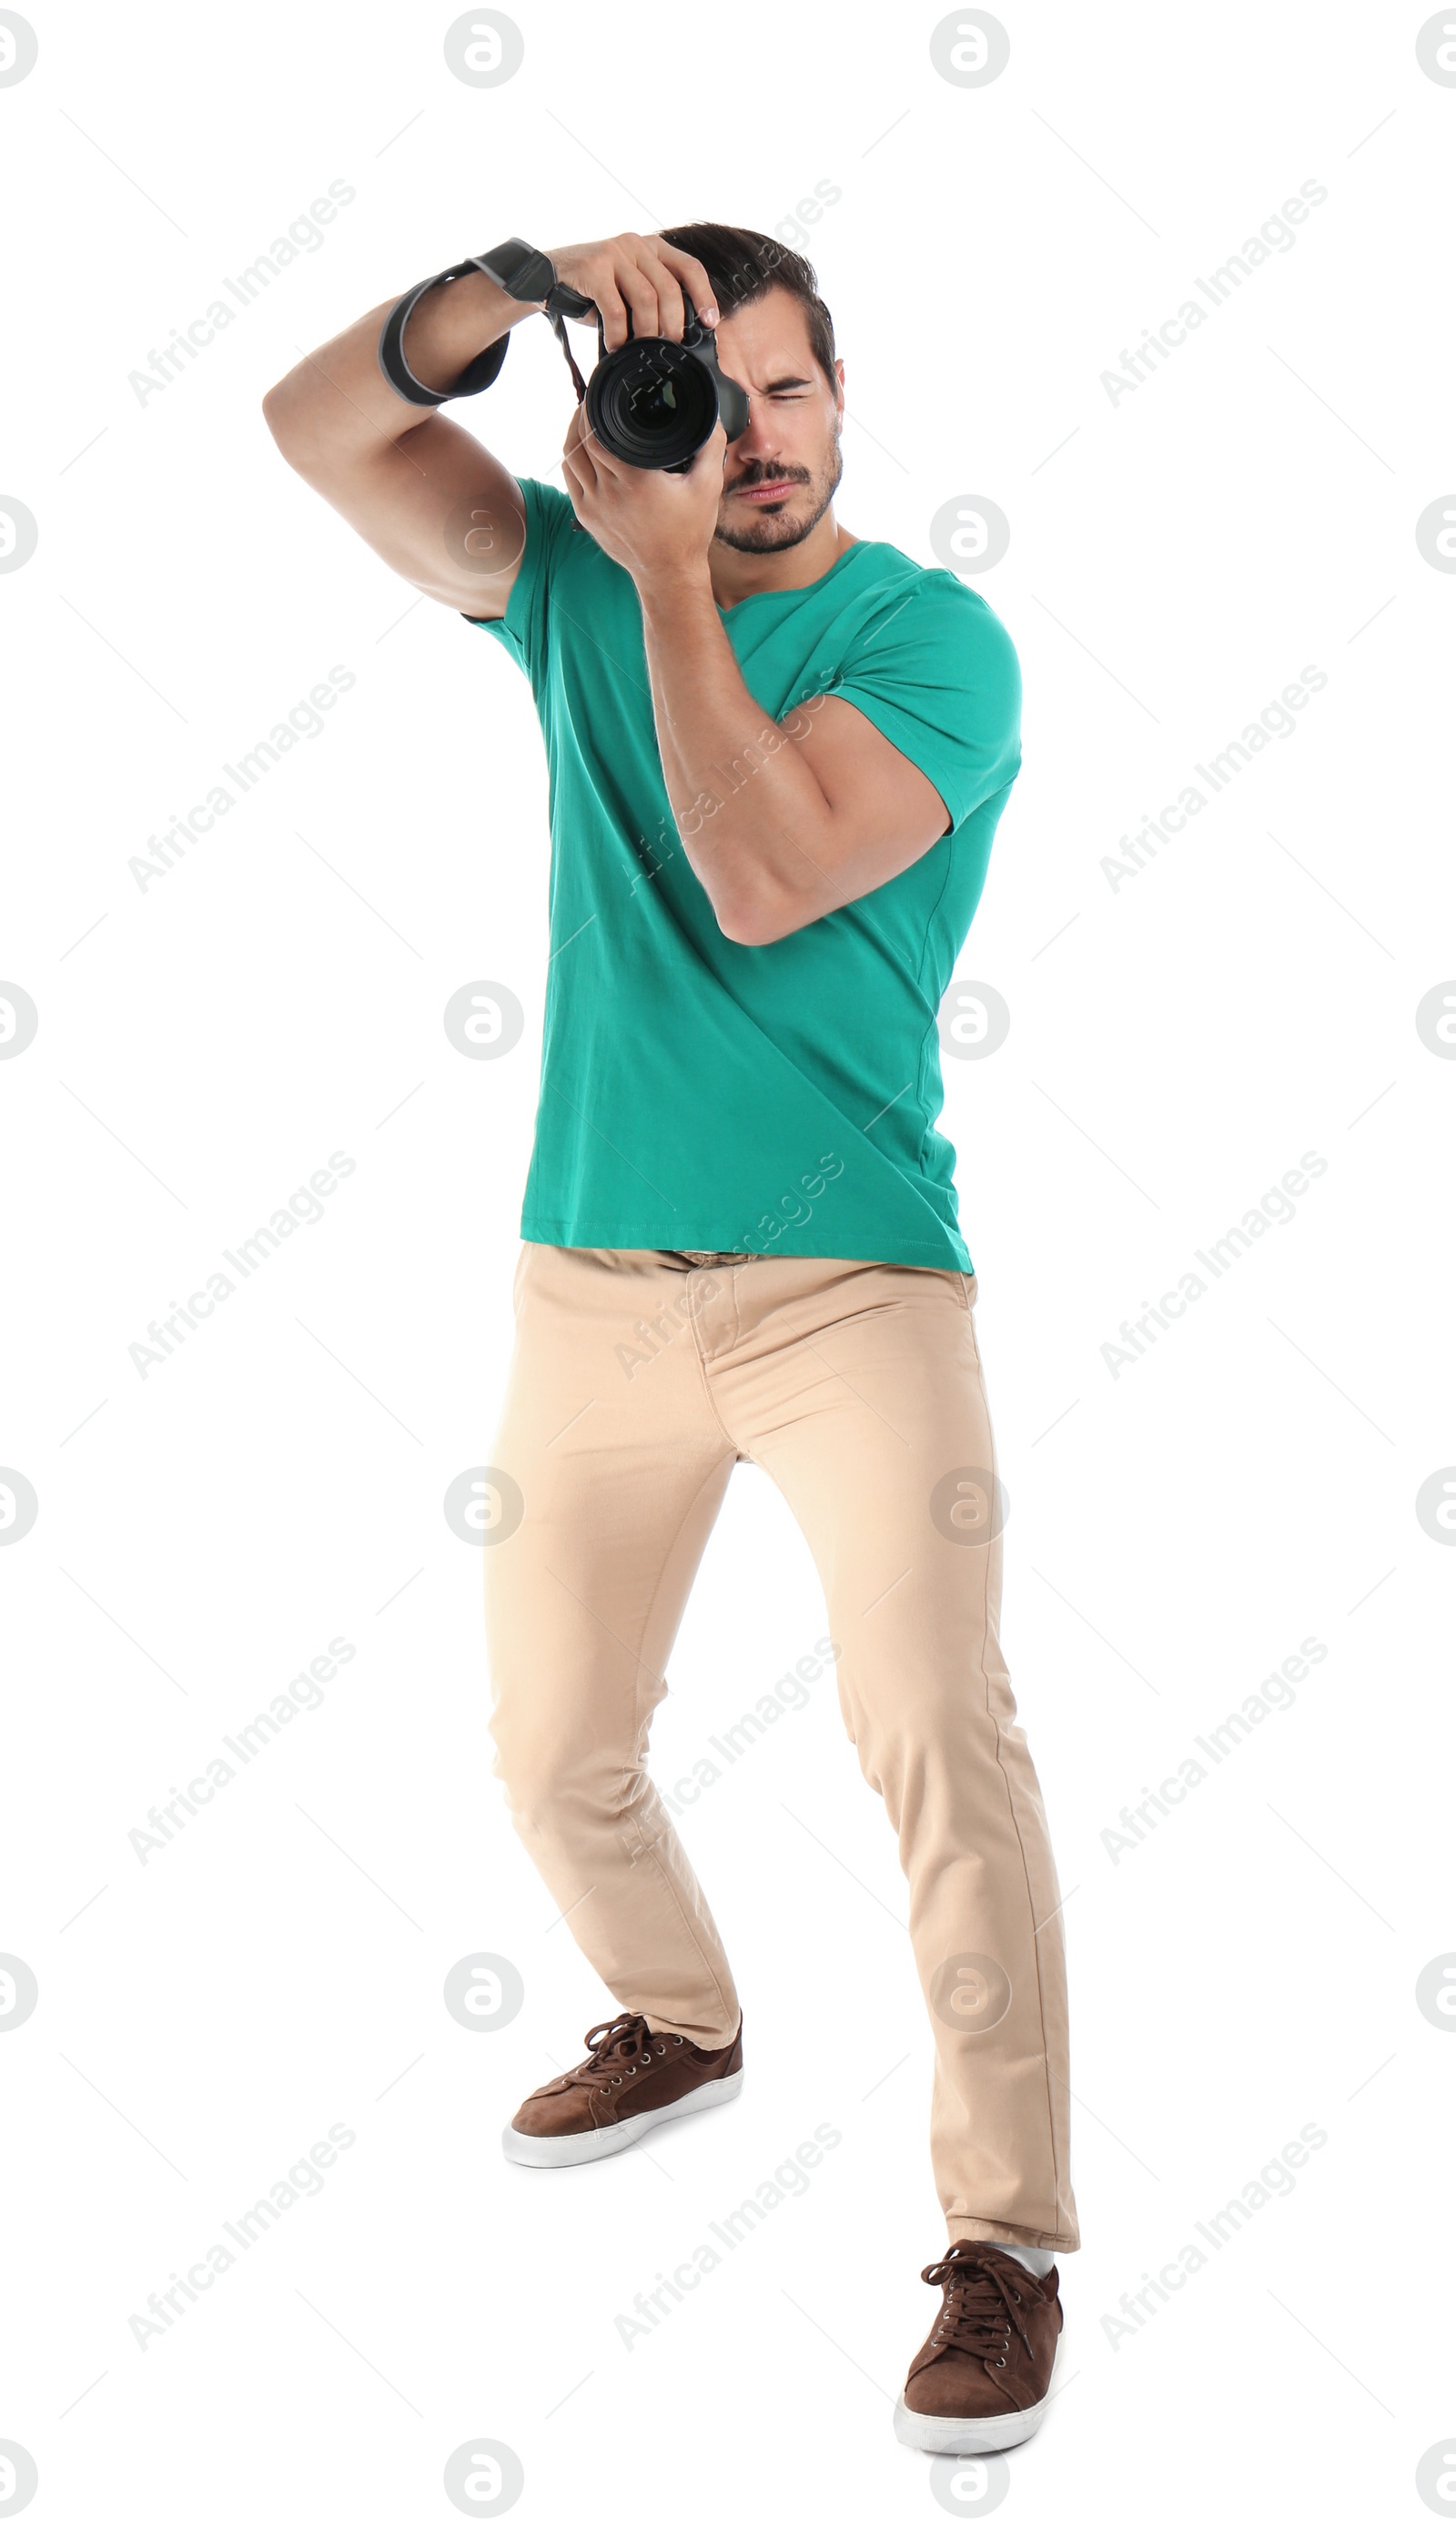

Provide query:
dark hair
left=658, top=222, right=837, bottom=388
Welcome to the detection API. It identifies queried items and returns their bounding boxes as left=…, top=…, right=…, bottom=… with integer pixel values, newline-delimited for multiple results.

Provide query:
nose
left=729, top=388, right=784, bottom=460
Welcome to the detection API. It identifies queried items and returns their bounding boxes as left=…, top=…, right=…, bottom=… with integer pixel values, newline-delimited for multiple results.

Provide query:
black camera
left=379, top=239, right=750, bottom=472
left=581, top=299, right=749, bottom=473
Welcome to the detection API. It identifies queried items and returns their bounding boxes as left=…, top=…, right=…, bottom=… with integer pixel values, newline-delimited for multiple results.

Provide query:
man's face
left=710, top=287, right=844, bottom=553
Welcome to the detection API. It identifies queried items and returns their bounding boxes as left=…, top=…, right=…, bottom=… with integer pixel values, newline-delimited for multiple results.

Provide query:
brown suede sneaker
left=502, top=2011, right=743, bottom=2167
left=895, top=2240, right=1063, bottom=2454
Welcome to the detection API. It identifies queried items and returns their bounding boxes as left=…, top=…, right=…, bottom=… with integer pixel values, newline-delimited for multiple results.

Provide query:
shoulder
left=841, top=542, right=1020, bottom=688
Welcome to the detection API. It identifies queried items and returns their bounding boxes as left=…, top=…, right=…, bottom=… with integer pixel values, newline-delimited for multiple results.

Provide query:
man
left=263, top=221, right=1079, bottom=2455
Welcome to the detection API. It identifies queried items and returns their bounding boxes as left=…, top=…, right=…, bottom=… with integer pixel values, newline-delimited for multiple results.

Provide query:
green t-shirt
left=471, top=476, right=1021, bottom=1271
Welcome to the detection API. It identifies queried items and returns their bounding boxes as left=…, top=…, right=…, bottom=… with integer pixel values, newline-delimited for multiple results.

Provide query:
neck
left=707, top=508, right=856, bottom=610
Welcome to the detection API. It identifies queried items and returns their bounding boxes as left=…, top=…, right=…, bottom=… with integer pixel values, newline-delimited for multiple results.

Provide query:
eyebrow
left=758, top=372, right=815, bottom=391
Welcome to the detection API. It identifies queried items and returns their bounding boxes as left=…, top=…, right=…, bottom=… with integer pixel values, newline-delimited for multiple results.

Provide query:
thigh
left=483, top=1245, right=738, bottom=1752
left=724, top=1262, right=1009, bottom=1752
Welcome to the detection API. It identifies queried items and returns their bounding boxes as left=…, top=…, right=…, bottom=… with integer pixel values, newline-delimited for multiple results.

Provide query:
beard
left=713, top=429, right=844, bottom=554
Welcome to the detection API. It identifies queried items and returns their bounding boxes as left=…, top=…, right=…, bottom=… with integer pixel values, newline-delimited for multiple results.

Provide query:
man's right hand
left=543, top=233, right=720, bottom=350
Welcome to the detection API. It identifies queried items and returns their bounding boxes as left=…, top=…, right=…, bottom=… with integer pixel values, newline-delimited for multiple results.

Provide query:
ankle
left=968, top=2240, right=1057, bottom=2280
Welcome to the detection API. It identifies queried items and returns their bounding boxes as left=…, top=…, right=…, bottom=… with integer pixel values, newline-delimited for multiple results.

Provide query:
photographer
left=263, top=221, right=1078, bottom=2459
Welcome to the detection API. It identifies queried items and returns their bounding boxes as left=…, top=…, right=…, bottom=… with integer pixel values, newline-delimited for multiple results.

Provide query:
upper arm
left=750, top=581, right=1021, bottom=939
left=796, top=692, right=953, bottom=885
left=731, top=695, right=951, bottom=943
left=268, top=404, right=529, bottom=620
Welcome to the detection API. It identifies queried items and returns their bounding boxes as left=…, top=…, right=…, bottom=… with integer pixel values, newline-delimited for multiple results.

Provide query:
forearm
left=262, top=269, right=539, bottom=477
left=638, top=570, right=834, bottom=945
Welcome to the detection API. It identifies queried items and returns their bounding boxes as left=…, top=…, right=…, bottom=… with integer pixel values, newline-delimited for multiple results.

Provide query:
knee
left=489, top=1699, right=603, bottom=1828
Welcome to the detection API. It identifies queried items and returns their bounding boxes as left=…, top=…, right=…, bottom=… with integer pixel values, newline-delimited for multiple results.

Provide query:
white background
left=3, top=1, right=1453, bottom=2521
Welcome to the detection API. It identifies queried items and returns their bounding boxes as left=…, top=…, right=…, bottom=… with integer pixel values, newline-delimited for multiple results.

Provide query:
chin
left=715, top=504, right=814, bottom=554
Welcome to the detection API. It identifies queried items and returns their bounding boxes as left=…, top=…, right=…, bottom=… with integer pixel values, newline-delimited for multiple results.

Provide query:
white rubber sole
left=893, top=2391, right=1050, bottom=2455
left=501, top=2067, right=744, bottom=2167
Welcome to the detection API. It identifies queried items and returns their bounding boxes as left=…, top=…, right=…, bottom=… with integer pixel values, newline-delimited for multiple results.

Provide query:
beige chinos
left=483, top=1240, right=1079, bottom=2251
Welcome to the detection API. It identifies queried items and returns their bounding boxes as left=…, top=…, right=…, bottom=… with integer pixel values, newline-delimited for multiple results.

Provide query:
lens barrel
left=584, top=337, right=722, bottom=470
left=581, top=302, right=750, bottom=472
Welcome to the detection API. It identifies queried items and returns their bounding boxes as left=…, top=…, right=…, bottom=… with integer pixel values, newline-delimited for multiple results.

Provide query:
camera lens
left=627, top=372, right=677, bottom=424
left=585, top=339, right=719, bottom=470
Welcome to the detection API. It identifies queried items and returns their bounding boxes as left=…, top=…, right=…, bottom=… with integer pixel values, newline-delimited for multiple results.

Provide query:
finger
left=590, top=274, right=630, bottom=352
left=634, top=249, right=686, bottom=341
left=564, top=422, right=598, bottom=489
left=612, top=252, right=666, bottom=343
left=573, top=401, right=629, bottom=477
left=571, top=400, right=609, bottom=466
left=561, top=402, right=593, bottom=475
left=561, top=410, right=593, bottom=482
left=651, top=242, right=720, bottom=328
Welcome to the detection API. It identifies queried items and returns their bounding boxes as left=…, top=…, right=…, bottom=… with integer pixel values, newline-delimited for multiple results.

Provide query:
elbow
left=710, top=823, right=837, bottom=945
left=260, top=381, right=296, bottom=460
left=715, top=890, right=801, bottom=948
left=260, top=374, right=316, bottom=470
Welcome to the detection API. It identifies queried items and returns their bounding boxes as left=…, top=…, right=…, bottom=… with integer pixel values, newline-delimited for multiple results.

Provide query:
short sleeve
left=828, top=571, right=1022, bottom=834
left=464, top=476, right=579, bottom=687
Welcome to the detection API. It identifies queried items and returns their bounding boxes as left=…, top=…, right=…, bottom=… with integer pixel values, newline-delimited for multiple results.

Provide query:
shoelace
left=565, top=2011, right=685, bottom=2091
left=921, top=2246, right=1036, bottom=2367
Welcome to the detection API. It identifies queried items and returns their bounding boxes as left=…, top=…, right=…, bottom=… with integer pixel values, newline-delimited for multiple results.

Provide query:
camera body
left=582, top=299, right=749, bottom=473
left=378, top=243, right=750, bottom=473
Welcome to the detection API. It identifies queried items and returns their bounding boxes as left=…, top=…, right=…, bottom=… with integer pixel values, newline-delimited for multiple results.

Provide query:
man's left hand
left=561, top=402, right=725, bottom=586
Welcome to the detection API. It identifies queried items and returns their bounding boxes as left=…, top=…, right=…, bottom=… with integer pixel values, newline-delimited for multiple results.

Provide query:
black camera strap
left=378, top=242, right=597, bottom=410
left=378, top=262, right=509, bottom=408
left=544, top=303, right=591, bottom=404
